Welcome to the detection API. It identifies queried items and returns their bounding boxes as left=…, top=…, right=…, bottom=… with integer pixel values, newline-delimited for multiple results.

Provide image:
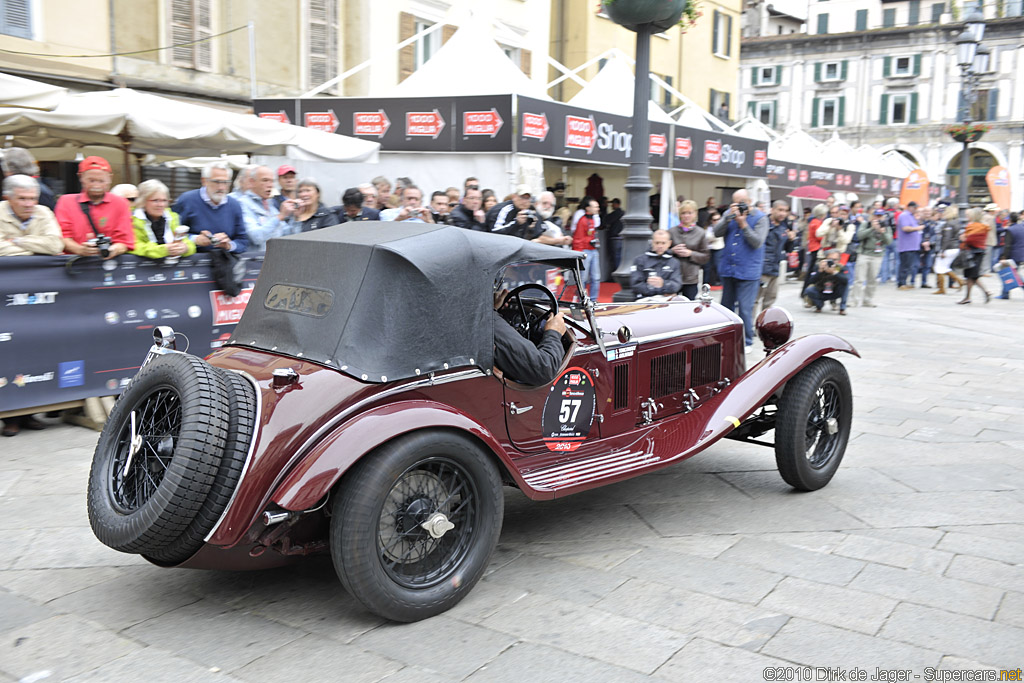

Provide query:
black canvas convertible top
left=229, top=222, right=583, bottom=382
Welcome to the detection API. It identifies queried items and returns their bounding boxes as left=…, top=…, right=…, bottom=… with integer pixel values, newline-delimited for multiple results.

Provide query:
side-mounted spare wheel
left=774, top=356, right=853, bottom=491
left=331, top=430, right=504, bottom=622
left=88, top=353, right=231, bottom=555
left=143, top=368, right=257, bottom=565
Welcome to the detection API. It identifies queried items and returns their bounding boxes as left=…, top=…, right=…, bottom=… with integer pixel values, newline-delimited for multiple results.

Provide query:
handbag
left=950, top=249, right=971, bottom=271
left=210, top=249, right=246, bottom=297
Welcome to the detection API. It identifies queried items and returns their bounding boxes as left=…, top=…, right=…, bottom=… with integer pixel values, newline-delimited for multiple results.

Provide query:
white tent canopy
left=568, top=54, right=675, bottom=124
left=0, top=87, right=379, bottom=164
left=0, top=72, right=67, bottom=110
left=386, top=17, right=549, bottom=100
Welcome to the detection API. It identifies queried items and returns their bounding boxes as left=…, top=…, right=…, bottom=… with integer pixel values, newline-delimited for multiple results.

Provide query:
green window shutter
left=883, top=56, right=891, bottom=77
left=775, top=66, right=782, bottom=85
left=726, top=14, right=733, bottom=56
left=913, top=54, right=921, bottom=75
left=909, top=0, right=920, bottom=24
left=986, top=88, right=999, bottom=120
left=812, top=97, right=820, bottom=127
left=855, top=8, right=868, bottom=30
left=838, top=96, right=846, bottom=126
left=751, top=67, right=757, bottom=86
left=814, top=62, right=822, bottom=82
left=749, top=100, right=756, bottom=115
left=771, top=100, right=777, bottom=128
left=841, top=60, right=848, bottom=80
left=880, top=94, right=889, bottom=124
left=712, top=10, right=720, bottom=54
left=909, top=93, right=918, bottom=123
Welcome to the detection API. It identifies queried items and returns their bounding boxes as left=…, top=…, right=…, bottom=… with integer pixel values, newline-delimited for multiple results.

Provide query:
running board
left=521, top=449, right=662, bottom=492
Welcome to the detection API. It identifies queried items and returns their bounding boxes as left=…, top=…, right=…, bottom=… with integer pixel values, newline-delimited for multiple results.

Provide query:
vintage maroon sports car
left=87, top=223, right=858, bottom=622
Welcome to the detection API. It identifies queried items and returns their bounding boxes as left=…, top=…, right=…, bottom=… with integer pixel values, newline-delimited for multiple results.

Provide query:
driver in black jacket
left=492, top=290, right=566, bottom=385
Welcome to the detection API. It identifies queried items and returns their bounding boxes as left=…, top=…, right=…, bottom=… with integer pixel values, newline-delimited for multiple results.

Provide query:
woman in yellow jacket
left=129, top=179, right=196, bottom=260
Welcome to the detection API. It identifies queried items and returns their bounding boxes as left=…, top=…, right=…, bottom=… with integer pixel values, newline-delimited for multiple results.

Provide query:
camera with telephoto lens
left=90, top=233, right=112, bottom=258
left=736, top=202, right=749, bottom=215
left=824, top=259, right=836, bottom=269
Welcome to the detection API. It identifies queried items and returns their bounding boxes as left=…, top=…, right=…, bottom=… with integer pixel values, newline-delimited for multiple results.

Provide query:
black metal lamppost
left=952, top=9, right=989, bottom=226
left=602, top=0, right=687, bottom=301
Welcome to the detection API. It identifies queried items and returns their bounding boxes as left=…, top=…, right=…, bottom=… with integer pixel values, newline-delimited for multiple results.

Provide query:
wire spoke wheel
left=775, top=357, right=852, bottom=491
left=377, top=460, right=477, bottom=588
left=332, top=431, right=503, bottom=622
left=803, top=380, right=842, bottom=469
left=109, top=386, right=181, bottom=513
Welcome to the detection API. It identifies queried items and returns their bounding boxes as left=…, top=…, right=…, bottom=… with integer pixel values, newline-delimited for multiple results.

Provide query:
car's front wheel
left=774, top=357, right=852, bottom=491
left=330, top=431, right=504, bottom=622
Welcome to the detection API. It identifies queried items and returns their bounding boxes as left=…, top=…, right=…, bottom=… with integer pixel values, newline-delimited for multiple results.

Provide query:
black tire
left=331, top=431, right=504, bottom=622
left=144, top=369, right=256, bottom=565
left=87, top=353, right=230, bottom=555
left=775, top=357, right=852, bottom=491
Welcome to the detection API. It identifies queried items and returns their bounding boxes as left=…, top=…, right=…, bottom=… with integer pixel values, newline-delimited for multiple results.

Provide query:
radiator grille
left=650, top=350, right=686, bottom=399
left=613, top=363, right=630, bottom=410
left=691, top=343, right=722, bottom=387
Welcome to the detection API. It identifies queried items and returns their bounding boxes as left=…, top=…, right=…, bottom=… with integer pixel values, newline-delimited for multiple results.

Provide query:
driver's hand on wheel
left=493, top=288, right=509, bottom=310
left=545, top=311, right=567, bottom=335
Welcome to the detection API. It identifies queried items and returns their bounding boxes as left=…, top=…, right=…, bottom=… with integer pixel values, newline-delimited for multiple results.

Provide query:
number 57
left=559, top=399, right=581, bottom=423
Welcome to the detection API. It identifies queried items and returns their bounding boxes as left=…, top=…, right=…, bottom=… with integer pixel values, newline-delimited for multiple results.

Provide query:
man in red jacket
left=55, top=156, right=133, bottom=258
left=572, top=197, right=601, bottom=300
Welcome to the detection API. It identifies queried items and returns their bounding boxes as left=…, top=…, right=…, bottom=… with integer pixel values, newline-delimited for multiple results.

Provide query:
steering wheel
left=500, top=283, right=558, bottom=344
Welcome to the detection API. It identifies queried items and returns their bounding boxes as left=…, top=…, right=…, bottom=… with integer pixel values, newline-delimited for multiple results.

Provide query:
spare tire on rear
left=88, top=353, right=230, bottom=556
left=144, top=368, right=256, bottom=565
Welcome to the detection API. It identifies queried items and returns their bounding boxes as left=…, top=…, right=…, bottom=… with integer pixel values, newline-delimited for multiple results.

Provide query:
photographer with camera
left=804, top=249, right=850, bottom=314
left=713, top=189, right=768, bottom=352
left=55, top=157, right=133, bottom=259
left=486, top=185, right=542, bottom=240
left=380, top=185, right=434, bottom=224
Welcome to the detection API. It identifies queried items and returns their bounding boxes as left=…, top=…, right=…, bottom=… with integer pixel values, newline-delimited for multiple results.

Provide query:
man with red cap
left=54, top=156, right=134, bottom=258
left=272, top=164, right=297, bottom=211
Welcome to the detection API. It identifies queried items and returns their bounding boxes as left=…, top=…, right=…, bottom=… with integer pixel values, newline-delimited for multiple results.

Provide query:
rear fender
left=270, top=400, right=515, bottom=511
left=701, top=334, right=858, bottom=445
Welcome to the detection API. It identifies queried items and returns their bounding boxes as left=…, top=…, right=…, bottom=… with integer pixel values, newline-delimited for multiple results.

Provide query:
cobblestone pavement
left=2, top=276, right=1022, bottom=682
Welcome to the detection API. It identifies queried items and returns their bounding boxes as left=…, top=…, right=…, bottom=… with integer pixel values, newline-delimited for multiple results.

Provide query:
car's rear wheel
left=144, top=368, right=256, bottom=565
left=88, top=354, right=230, bottom=555
left=331, top=431, right=503, bottom=622
left=774, top=357, right=852, bottom=491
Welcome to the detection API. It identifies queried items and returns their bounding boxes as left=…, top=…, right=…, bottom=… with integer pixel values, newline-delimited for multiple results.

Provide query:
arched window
left=946, top=149, right=997, bottom=205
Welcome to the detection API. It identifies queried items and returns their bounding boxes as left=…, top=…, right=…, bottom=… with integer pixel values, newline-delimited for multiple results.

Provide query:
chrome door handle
left=508, top=402, right=533, bottom=415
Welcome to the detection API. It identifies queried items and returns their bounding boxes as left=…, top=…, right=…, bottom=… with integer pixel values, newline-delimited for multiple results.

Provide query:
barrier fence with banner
left=0, top=254, right=261, bottom=415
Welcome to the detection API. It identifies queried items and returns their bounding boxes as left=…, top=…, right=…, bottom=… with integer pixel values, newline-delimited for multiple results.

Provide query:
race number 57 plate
left=542, top=367, right=596, bottom=452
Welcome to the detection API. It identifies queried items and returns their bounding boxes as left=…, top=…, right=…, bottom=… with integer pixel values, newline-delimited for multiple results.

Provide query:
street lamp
left=953, top=19, right=986, bottom=227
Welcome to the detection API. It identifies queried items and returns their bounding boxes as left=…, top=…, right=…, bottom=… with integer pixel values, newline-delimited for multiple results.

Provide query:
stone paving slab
left=2, top=278, right=1024, bottom=680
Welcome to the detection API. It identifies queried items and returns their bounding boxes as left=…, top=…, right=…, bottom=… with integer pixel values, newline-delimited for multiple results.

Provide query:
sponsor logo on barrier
left=106, top=378, right=119, bottom=391
left=148, top=274, right=166, bottom=283
left=754, top=150, right=767, bottom=167
left=0, top=332, right=11, bottom=342
left=124, top=274, right=137, bottom=282
left=702, top=140, right=746, bottom=167
left=104, top=311, right=120, bottom=325
left=462, top=109, right=504, bottom=137
left=173, top=270, right=187, bottom=281
left=565, top=115, right=597, bottom=152
left=145, top=309, right=158, bottom=320
left=13, top=372, right=54, bottom=388
left=353, top=110, right=391, bottom=137
left=6, top=292, right=58, bottom=306
left=675, top=137, right=692, bottom=159
left=788, top=169, right=797, bottom=181
left=58, top=361, right=85, bottom=388
left=210, top=287, right=253, bottom=326
left=161, top=309, right=180, bottom=319
left=187, top=305, right=202, bottom=319
left=406, top=110, right=446, bottom=138
left=305, top=110, right=340, bottom=134
left=192, top=272, right=204, bottom=280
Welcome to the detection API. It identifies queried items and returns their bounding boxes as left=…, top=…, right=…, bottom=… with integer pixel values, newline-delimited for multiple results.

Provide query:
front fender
left=696, top=333, right=858, bottom=447
left=270, top=400, right=512, bottom=511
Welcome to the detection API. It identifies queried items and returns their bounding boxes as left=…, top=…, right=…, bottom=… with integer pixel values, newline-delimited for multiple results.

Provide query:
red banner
left=406, top=110, right=446, bottom=138
left=564, top=115, right=596, bottom=153
left=304, top=110, right=339, bottom=134
left=986, top=166, right=1010, bottom=210
left=353, top=110, right=390, bottom=137
left=522, top=112, right=549, bottom=140
left=463, top=109, right=504, bottom=137
left=899, top=169, right=929, bottom=208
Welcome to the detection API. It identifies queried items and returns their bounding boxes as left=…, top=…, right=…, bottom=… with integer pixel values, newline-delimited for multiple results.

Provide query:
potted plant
left=600, top=0, right=696, bottom=32
left=946, top=123, right=990, bottom=143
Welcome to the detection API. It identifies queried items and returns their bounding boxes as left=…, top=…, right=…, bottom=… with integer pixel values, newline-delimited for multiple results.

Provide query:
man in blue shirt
left=236, top=166, right=299, bottom=251
left=713, top=189, right=768, bottom=351
left=172, top=161, right=249, bottom=253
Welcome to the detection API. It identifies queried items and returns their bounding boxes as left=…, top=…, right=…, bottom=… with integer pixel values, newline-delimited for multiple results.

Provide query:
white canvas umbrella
left=0, top=88, right=379, bottom=164
left=0, top=72, right=68, bottom=110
